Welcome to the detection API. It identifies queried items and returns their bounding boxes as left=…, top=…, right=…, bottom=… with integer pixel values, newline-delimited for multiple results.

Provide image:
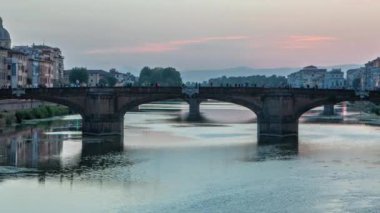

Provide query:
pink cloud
left=289, top=35, right=337, bottom=42
left=169, top=36, right=249, bottom=46
left=282, top=35, right=338, bottom=49
left=85, top=36, right=249, bottom=55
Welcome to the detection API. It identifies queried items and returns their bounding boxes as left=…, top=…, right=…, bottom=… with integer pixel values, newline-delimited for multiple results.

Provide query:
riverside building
left=0, top=17, right=64, bottom=88
left=287, top=65, right=327, bottom=88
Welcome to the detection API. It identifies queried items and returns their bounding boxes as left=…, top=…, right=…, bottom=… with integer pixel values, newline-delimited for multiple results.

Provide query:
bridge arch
left=196, top=95, right=262, bottom=117
left=0, top=96, right=86, bottom=118
left=116, top=94, right=184, bottom=118
left=117, top=95, right=261, bottom=123
left=295, top=98, right=344, bottom=119
left=199, top=99, right=258, bottom=123
left=25, top=96, right=85, bottom=117
left=295, top=97, right=368, bottom=119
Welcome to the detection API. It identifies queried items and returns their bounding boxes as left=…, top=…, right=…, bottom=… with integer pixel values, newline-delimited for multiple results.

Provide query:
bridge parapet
left=88, top=88, right=115, bottom=94
left=355, top=90, right=369, bottom=99
left=182, top=87, right=199, bottom=98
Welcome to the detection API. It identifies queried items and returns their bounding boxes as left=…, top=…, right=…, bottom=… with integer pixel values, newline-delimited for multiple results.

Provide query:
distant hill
left=181, top=65, right=362, bottom=82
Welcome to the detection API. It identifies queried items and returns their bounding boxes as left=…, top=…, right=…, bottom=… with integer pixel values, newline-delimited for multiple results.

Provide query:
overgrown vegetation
left=347, top=101, right=380, bottom=116
left=371, top=106, right=380, bottom=115
left=13, top=105, right=70, bottom=123
left=69, top=67, right=89, bottom=84
left=0, top=111, right=16, bottom=126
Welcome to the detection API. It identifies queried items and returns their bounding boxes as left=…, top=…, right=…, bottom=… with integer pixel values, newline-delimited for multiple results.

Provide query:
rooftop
left=303, top=65, right=318, bottom=69
left=87, top=69, right=109, bottom=76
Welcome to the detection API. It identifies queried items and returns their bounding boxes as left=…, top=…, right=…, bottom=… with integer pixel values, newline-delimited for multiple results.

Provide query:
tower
left=0, top=17, right=11, bottom=49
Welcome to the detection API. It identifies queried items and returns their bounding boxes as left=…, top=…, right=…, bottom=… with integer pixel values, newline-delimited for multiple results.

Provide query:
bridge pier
left=323, top=104, right=335, bottom=116
left=186, top=98, right=202, bottom=120
left=82, top=115, right=124, bottom=137
left=81, top=89, right=124, bottom=137
left=257, top=95, right=298, bottom=144
left=257, top=119, right=298, bottom=144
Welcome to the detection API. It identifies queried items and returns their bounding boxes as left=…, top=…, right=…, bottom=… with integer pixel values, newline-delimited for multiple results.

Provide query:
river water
left=0, top=102, right=380, bottom=212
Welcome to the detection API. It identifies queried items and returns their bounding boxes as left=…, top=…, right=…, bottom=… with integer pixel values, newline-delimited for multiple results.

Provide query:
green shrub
left=15, top=111, right=24, bottom=123
left=45, top=106, right=53, bottom=117
left=372, top=107, right=380, bottom=115
left=13, top=105, right=71, bottom=123
left=5, top=116, right=12, bottom=126
left=32, top=108, right=41, bottom=119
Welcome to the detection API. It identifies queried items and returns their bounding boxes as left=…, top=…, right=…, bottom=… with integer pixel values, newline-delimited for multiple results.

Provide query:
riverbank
left=0, top=105, right=71, bottom=127
left=347, top=101, right=380, bottom=114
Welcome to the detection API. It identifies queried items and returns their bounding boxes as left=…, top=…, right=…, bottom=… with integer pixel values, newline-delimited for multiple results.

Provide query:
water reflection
left=0, top=128, right=129, bottom=175
left=0, top=125, right=301, bottom=180
left=82, top=136, right=124, bottom=156
left=1, top=102, right=380, bottom=212
left=256, top=143, right=299, bottom=161
left=0, top=101, right=375, bottom=176
left=241, top=143, right=299, bottom=162
left=258, top=135, right=299, bottom=145
left=0, top=128, right=63, bottom=169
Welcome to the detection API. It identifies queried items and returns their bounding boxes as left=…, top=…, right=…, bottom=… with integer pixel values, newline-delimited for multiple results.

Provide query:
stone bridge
left=0, top=87, right=379, bottom=144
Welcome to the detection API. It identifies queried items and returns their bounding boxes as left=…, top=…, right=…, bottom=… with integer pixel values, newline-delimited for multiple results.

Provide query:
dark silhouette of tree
left=69, top=67, right=89, bottom=84
left=106, top=76, right=118, bottom=87
left=138, top=67, right=182, bottom=86
left=99, top=78, right=107, bottom=86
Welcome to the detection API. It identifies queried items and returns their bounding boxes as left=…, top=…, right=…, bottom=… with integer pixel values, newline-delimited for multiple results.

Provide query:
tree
left=138, top=66, right=153, bottom=86
left=69, top=67, right=89, bottom=84
left=138, top=67, right=182, bottom=86
left=99, top=78, right=107, bottom=86
left=106, top=76, right=118, bottom=87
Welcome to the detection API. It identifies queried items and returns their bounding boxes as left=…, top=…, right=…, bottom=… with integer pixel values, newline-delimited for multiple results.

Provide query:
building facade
left=288, top=66, right=347, bottom=89
left=39, top=60, right=54, bottom=88
left=346, top=68, right=364, bottom=89
left=0, top=47, right=9, bottom=88
left=287, top=66, right=327, bottom=88
left=110, top=68, right=137, bottom=86
left=87, top=70, right=109, bottom=87
left=5, top=50, right=29, bottom=88
left=324, top=69, right=345, bottom=89
left=32, top=45, right=64, bottom=86
left=13, top=45, right=64, bottom=88
left=345, top=58, right=380, bottom=91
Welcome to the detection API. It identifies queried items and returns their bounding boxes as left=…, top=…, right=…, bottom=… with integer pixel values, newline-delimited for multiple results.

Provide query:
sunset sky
left=1, top=0, right=380, bottom=71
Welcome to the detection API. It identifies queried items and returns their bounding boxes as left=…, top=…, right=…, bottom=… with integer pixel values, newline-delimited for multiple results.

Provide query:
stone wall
left=0, top=99, right=45, bottom=112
